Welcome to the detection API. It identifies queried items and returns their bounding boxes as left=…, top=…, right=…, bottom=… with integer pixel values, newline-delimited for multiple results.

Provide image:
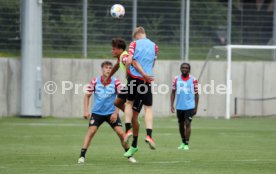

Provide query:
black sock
left=80, top=148, right=87, bottom=158
left=132, top=136, right=138, bottom=148
left=125, top=123, right=132, bottom=132
left=182, top=137, right=186, bottom=144
left=146, top=129, right=152, bottom=137
left=185, top=139, right=189, bottom=145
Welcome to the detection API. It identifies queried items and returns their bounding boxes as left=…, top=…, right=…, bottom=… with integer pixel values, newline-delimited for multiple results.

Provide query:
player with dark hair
left=108, top=38, right=143, bottom=116
left=104, top=38, right=142, bottom=158
left=77, top=61, right=136, bottom=164
left=171, top=62, right=199, bottom=150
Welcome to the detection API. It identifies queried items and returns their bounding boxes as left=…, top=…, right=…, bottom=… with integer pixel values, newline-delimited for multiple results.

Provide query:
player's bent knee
left=87, top=130, right=97, bottom=138
left=178, top=119, right=185, bottom=124
left=185, top=120, right=191, bottom=128
left=125, top=100, right=134, bottom=106
left=117, top=130, right=124, bottom=137
left=114, top=127, right=124, bottom=137
left=114, top=100, right=119, bottom=108
left=132, top=114, right=139, bottom=122
left=114, top=99, right=123, bottom=108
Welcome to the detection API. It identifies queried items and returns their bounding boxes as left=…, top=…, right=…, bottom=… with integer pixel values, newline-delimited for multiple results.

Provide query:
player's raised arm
left=106, top=61, right=119, bottom=83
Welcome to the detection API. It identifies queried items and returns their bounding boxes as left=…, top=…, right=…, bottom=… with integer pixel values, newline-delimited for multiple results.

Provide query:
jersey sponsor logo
left=94, top=84, right=116, bottom=99
left=98, top=93, right=113, bottom=99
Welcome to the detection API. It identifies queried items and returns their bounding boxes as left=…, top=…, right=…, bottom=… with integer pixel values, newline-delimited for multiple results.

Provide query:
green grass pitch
left=0, top=116, right=276, bottom=174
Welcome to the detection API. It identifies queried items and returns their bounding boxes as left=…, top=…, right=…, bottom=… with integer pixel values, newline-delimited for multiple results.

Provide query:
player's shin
left=144, top=105, right=153, bottom=135
left=124, top=100, right=134, bottom=132
left=123, top=100, right=134, bottom=143
left=144, top=106, right=156, bottom=149
left=179, top=121, right=185, bottom=143
left=185, top=120, right=191, bottom=145
left=132, top=111, right=140, bottom=148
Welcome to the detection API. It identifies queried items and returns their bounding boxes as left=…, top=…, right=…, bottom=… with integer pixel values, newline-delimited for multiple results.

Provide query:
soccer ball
left=110, top=4, right=125, bottom=18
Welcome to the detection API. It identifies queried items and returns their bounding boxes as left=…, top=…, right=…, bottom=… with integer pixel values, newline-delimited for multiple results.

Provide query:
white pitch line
left=195, top=159, right=276, bottom=162
left=44, top=159, right=276, bottom=167
left=231, top=159, right=276, bottom=162
left=48, top=163, right=137, bottom=167
left=149, top=161, right=185, bottom=164
left=148, top=159, right=276, bottom=164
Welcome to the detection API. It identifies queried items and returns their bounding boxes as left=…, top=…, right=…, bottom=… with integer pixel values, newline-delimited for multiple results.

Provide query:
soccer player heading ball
left=124, top=26, right=159, bottom=156
left=171, top=63, right=199, bottom=150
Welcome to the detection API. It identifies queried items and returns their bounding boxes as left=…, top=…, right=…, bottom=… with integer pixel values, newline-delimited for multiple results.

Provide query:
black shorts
left=117, top=86, right=128, bottom=100
left=89, top=113, right=122, bottom=128
left=126, top=76, right=152, bottom=106
left=177, top=109, right=195, bottom=123
left=117, top=88, right=143, bottom=113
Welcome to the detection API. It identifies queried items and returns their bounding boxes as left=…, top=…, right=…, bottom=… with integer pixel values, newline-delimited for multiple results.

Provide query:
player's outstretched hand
left=83, top=112, right=91, bottom=119
left=171, top=106, right=175, bottom=113
left=110, top=113, right=118, bottom=123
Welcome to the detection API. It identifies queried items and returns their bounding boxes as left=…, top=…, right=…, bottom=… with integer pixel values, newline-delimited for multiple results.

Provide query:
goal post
left=226, top=45, right=231, bottom=119
left=200, top=45, right=276, bottom=119
left=226, top=45, right=276, bottom=119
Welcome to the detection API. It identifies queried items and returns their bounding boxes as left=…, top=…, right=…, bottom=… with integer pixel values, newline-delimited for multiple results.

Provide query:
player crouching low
left=78, top=61, right=136, bottom=164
